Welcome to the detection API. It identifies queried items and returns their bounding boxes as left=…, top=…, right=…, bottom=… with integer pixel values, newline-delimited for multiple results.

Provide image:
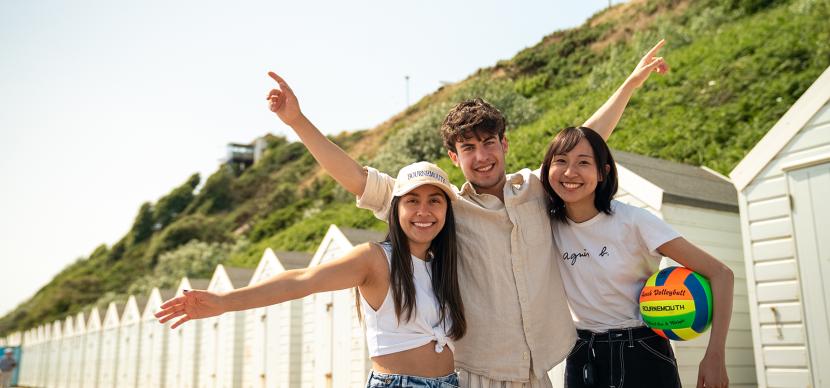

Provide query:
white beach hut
left=36, top=323, right=51, bottom=388
left=68, top=311, right=87, bottom=388
left=165, top=277, right=210, bottom=388
left=138, top=287, right=176, bottom=388
left=613, top=150, right=757, bottom=386
left=115, top=294, right=146, bottom=388
left=82, top=307, right=103, bottom=388
left=58, top=315, right=75, bottom=387
left=46, top=320, right=63, bottom=388
left=301, top=225, right=385, bottom=388
left=242, top=248, right=312, bottom=388
left=17, top=330, right=31, bottom=387
left=98, top=301, right=125, bottom=388
left=199, top=265, right=255, bottom=388
left=730, top=66, right=830, bottom=387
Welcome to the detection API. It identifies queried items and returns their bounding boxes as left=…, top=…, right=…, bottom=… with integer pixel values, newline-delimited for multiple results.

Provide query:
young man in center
left=266, top=41, right=668, bottom=387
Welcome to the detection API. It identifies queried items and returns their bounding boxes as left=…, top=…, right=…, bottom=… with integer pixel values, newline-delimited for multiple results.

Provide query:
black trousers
left=564, top=327, right=682, bottom=388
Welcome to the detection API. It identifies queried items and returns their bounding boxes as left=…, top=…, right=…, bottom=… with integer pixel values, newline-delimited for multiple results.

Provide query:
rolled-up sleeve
left=356, top=166, right=395, bottom=221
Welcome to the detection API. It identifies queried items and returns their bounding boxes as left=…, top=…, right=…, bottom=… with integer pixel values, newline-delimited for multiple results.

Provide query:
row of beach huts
left=2, top=66, right=829, bottom=387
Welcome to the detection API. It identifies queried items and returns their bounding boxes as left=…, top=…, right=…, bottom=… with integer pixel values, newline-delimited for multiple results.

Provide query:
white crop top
left=359, top=241, right=455, bottom=357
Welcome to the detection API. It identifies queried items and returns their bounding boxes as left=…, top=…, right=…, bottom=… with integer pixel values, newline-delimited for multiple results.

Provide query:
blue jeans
left=366, top=370, right=459, bottom=388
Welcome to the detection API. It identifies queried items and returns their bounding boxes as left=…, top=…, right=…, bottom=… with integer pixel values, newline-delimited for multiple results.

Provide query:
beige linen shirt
left=358, top=166, right=577, bottom=381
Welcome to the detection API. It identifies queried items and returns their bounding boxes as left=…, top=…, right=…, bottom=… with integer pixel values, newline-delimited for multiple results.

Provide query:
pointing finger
left=268, top=71, right=292, bottom=92
left=645, top=39, right=666, bottom=59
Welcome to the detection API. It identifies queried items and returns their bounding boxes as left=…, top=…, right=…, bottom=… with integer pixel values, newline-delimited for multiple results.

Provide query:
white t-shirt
left=551, top=200, right=681, bottom=332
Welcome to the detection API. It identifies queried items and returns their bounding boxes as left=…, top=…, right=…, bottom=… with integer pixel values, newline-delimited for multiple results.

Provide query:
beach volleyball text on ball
left=639, top=266, right=713, bottom=341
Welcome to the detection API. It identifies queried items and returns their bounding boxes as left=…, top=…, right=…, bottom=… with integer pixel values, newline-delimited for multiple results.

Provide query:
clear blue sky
left=0, top=0, right=616, bottom=317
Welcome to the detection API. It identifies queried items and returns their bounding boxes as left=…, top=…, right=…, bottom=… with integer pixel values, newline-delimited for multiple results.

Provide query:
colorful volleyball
left=639, top=266, right=712, bottom=341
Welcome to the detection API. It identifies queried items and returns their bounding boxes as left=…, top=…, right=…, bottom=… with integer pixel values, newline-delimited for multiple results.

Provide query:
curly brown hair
left=440, top=98, right=507, bottom=153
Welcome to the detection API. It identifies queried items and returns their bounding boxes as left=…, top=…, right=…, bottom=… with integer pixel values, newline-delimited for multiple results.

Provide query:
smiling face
left=397, top=184, right=449, bottom=256
left=448, top=133, right=509, bottom=197
left=547, top=138, right=603, bottom=209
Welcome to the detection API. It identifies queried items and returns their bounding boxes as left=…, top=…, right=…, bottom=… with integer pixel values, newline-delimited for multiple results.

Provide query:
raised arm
left=583, top=40, right=669, bottom=140
left=266, top=72, right=367, bottom=196
left=658, top=238, right=733, bottom=388
left=155, top=243, right=383, bottom=329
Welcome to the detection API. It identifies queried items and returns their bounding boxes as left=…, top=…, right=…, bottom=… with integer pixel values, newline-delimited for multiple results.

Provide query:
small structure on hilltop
left=226, top=137, right=269, bottom=171
left=730, top=66, right=830, bottom=388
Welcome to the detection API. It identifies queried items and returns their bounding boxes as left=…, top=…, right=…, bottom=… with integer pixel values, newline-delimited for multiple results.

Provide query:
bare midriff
left=370, top=341, right=454, bottom=377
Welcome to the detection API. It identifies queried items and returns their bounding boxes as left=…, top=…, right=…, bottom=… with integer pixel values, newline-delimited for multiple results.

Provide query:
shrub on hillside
left=371, top=78, right=540, bottom=174
left=154, top=173, right=200, bottom=228
left=128, top=239, right=241, bottom=295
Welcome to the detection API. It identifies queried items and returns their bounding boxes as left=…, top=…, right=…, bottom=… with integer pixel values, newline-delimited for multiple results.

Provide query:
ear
left=599, top=164, right=611, bottom=181
left=501, top=136, right=509, bottom=154
left=448, top=150, right=460, bottom=167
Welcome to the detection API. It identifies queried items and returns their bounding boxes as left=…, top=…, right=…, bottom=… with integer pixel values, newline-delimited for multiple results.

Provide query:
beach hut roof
left=614, top=149, right=738, bottom=212
left=341, top=227, right=385, bottom=245
left=225, top=266, right=256, bottom=288
left=274, top=251, right=313, bottom=270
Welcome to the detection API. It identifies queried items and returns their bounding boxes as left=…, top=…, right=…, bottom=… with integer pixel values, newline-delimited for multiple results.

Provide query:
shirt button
left=522, top=352, right=529, bottom=360
left=521, top=297, right=527, bottom=303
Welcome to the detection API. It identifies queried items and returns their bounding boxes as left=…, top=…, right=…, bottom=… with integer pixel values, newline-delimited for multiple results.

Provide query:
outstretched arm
left=266, top=72, right=367, bottom=196
left=583, top=39, right=669, bottom=140
left=658, top=238, right=733, bottom=388
left=155, top=243, right=382, bottom=329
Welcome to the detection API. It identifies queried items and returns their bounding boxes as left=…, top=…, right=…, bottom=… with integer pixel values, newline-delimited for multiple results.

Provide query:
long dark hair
left=540, top=126, right=618, bottom=223
left=356, top=191, right=466, bottom=340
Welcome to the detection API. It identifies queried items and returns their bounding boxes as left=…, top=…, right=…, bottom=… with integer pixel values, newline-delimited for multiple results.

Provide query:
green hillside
left=2, top=0, right=828, bottom=336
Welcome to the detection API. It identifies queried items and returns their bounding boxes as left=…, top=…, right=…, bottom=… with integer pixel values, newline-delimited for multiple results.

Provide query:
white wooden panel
left=732, top=294, right=750, bottom=313
left=760, top=324, right=806, bottom=345
left=763, top=347, right=809, bottom=367
left=751, top=238, right=795, bottom=262
left=672, top=224, right=743, bottom=247
left=756, top=281, right=800, bottom=303
left=784, top=113, right=830, bottom=154
left=755, top=259, right=798, bottom=282
left=765, top=368, right=812, bottom=387
left=673, top=329, right=752, bottom=349
left=677, top=348, right=755, bottom=367
left=748, top=196, right=790, bottom=222
left=750, top=217, right=793, bottom=242
left=695, top=245, right=743, bottom=262
left=614, top=192, right=649, bottom=209
left=745, top=176, right=787, bottom=202
left=662, top=205, right=740, bottom=232
left=764, top=143, right=830, bottom=178
left=758, top=303, right=803, bottom=324
left=804, top=101, right=830, bottom=127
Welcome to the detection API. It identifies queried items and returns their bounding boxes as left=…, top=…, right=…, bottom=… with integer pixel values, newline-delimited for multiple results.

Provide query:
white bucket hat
left=393, top=161, right=456, bottom=201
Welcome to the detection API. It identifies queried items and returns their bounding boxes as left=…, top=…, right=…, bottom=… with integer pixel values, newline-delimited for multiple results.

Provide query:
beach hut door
left=788, top=162, right=830, bottom=388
